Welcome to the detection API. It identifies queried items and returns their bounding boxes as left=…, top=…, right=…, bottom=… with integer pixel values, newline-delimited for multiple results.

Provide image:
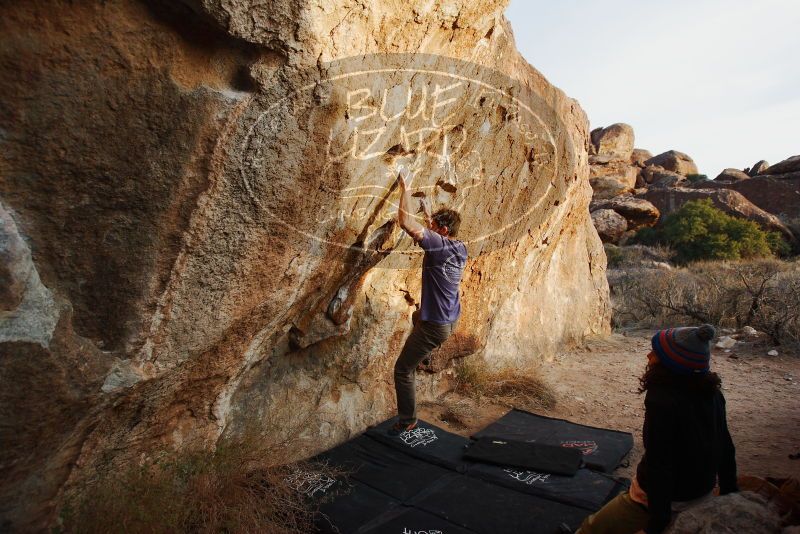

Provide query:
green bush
left=633, top=199, right=788, bottom=263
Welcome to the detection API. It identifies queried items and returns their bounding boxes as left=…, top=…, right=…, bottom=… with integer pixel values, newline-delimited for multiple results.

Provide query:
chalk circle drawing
left=399, top=426, right=438, bottom=447
left=561, top=440, right=599, bottom=456
left=285, top=469, right=336, bottom=497
left=503, top=468, right=551, bottom=485
left=235, top=53, right=575, bottom=261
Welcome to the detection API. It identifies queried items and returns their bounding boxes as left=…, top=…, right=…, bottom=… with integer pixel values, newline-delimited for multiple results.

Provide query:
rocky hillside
left=588, top=123, right=798, bottom=244
left=0, top=0, right=609, bottom=528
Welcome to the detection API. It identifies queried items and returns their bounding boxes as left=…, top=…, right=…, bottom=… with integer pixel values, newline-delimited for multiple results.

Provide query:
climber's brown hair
left=431, top=209, right=461, bottom=237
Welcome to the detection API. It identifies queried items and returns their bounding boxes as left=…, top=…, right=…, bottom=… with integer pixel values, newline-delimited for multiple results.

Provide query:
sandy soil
left=420, top=329, right=800, bottom=481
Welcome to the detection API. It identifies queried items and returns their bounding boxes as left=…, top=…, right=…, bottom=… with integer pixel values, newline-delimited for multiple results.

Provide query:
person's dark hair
left=638, top=361, right=722, bottom=395
left=432, top=209, right=461, bottom=237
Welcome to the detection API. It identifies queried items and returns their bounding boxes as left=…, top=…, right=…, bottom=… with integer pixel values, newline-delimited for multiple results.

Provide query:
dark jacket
left=636, top=384, right=738, bottom=533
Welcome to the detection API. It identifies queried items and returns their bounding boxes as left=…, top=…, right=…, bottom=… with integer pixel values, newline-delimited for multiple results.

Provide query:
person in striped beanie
left=577, top=324, right=738, bottom=534
left=649, top=324, right=715, bottom=374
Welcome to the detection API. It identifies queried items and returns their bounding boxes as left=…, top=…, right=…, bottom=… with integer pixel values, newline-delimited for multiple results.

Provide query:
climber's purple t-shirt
left=418, top=228, right=467, bottom=325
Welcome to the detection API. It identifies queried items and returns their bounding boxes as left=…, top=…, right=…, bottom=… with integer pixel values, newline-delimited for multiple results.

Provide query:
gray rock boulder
left=716, top=168, right=751, bottom=182
left=590, top=123, right=635, bottom=161
left=763, top=155, right=800, bottom=176
left=645, top=150, right=699, bottom=176
left=630, top=148, right=653, bottom=167
left=591, top=209, right=628, bottom=243
left=748, top=160, right=770, bottom=176
left=591, top=197, right=660, bottom=231
left=667, top=492, right=782, bottom=534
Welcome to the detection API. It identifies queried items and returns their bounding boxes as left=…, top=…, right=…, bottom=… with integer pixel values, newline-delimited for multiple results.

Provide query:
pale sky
left=506, top=0, right=800, bottom=178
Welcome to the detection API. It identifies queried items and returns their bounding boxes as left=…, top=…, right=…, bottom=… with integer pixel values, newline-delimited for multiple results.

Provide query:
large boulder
left=716, top=168, right=751, bottom=182
left=644, top=150, right=699, bottom=176
left=591, top=209, right=628, bottom=243
left=591, top=197, right=660, bottom=231
left=667, top=492, right=782, bottom=534
left=642, top=165, right=687, bottom=189
left=0, top=0, right=610, bottom=528
left=630, top=148, right=653, bottom=167
left=590, top=161, right=638, bottom=199
left=590, top=123, right=635, bottom=161
left=639, top=188, right=794, bottom=239
left=763, top=155, right=800, bottom=176
left=748, top=160, right=770, bottom=176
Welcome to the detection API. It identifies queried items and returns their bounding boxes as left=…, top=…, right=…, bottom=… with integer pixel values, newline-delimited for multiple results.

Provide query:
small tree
left=636, top=199, right=787, bottom=264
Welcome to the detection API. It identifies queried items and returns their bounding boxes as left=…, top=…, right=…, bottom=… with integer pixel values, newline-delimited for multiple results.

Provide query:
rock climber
left=389, top=167, right=468, bottom=435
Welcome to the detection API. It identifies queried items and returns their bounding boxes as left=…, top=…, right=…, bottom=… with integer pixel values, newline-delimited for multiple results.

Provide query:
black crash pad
left=360, top=507, right=478, bottom=534
left=464, top=437, right=583, bottom=476
left=465, top=460, right=627, bottom=511
left=316, top=434, right=453, bottom=502
left=366, top=418, right=471, bottom=472
left=312, top=478, right=399, bottom=534
left=415, top=473, right=589, bottom=534
left=473, top=409, right=634, bottom=473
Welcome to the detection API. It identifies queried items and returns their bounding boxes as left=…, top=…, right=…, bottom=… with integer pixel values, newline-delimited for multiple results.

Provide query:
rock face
left=666, top=492, right=782, bottom=534
left=645, top=150, right=699, bottom=176
left=0, top=0, right=610, bottom=528
left=639, top=188, right=794, bottom=239
left=591, top=209, right=628, bottom=243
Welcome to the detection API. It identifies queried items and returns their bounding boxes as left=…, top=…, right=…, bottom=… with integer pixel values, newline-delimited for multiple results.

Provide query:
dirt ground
left=420, top=329, right=800, bottom=481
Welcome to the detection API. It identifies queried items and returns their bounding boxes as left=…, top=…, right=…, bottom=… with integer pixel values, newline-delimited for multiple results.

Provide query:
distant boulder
left=639, top=187, right=794, bottom=240
left=630, top=148, right=653, bottom=167
left=762, top=155, right=800, bottom=175
left=748, top=160, right=769, bottom=176
left=590, top=123, right=635, bottom=161
left=642, top=165, right=685, bottom=187
left=715, top=168, right=750, bottom=182
left=591, top=209, right=628, bottom=243
left=591, top=197, right=660, bottom=231
left=590, top=161, right=638, bottom=199
left=590, top=176, right=635, bottom=199
left=644, top=150, right=699, bottom=176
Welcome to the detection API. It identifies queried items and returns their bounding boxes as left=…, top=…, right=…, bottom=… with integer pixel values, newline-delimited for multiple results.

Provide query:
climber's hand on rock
left=396, top=165, right=412, bottom=190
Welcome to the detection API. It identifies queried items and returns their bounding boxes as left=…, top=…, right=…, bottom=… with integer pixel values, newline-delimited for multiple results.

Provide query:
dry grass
left=58, top=425, right=343, bottom=534
left=439, top=397, right=477, bottom=429
left=609, top=258, right=800, bottom=345
left=454, top=362, right=557, bottom=411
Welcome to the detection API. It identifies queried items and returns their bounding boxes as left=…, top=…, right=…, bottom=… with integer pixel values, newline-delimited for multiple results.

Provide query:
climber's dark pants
left=394, top=317, right=456, bottom=425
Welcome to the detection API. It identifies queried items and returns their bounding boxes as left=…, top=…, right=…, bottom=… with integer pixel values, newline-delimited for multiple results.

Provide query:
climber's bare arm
left=396, top=172, right=426, bottom=243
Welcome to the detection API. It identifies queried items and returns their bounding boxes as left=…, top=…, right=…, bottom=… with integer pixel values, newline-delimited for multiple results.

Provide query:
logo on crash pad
left=399, top=427, right=438, bottom=447
left=561, top=440, right=598, bottom=455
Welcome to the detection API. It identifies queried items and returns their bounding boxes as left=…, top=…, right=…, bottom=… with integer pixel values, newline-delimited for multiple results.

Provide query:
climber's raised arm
left=396, top=171, right=426, bottom=243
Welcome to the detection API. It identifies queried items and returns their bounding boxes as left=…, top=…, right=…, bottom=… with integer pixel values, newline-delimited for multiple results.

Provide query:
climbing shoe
left=387, top=420, right=418, bottom=436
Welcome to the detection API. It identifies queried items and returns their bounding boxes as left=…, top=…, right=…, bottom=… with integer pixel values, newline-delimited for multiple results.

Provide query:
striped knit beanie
left=651, top=324, right=716, bottom=375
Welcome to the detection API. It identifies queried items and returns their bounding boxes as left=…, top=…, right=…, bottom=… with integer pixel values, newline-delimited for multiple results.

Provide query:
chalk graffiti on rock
left=402, top=529, right=443, bottom=534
